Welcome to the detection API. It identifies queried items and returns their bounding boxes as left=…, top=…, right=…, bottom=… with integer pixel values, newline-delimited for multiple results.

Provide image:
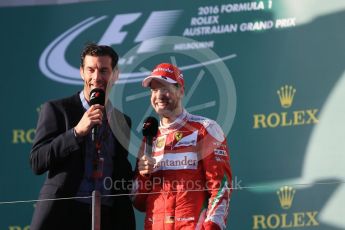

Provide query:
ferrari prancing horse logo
left=174, top=132, right=183, bottom=142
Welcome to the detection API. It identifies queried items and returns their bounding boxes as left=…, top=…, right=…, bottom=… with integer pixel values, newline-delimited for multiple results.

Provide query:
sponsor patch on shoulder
left=177, top=217, right=195, bottom=222
left=214, top=149, right=227, bottom=156
left=206, top=122, right=225, bottom=142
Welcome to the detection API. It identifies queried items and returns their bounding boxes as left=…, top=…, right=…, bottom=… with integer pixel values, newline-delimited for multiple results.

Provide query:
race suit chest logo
left=152, top=136, right=166, bottom=152
left=152, top=152, right=198, bottom=171
left=174, top=132, right=183, bottom=141
left=174, top=130, right=198, bottom=148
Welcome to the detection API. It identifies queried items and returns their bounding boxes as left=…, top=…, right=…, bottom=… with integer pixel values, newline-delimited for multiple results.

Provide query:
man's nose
left=92, top=71, right=102, bottom=82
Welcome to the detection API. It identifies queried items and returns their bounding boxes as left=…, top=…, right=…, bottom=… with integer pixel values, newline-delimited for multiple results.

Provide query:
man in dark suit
left=29, top=43, right=135, bottom=230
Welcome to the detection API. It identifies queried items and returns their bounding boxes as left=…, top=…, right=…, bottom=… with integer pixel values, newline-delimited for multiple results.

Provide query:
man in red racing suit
left=132, top=63, right=232, bottom=230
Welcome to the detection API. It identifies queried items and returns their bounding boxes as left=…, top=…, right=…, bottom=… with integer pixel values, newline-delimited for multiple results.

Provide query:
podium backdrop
left=1, top=0, right=345, bottom=229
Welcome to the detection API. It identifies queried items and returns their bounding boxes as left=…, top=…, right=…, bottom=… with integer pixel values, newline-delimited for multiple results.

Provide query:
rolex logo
left=253, top=84, right=319, bottom=129
left=277, top=85, right=296, bottom=108
left=252, top=185, right=320, bottom=229
left=277, top=186, right=295, bottom=210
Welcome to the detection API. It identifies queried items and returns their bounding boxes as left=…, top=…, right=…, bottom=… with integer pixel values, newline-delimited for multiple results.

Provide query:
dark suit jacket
left=29, top=92, right=135, bottom=230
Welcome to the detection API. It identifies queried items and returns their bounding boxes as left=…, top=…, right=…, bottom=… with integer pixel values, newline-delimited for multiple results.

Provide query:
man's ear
left=80, top=67, right=85, bottom=80
left=105, top=68, right=120, bottom=104
left=180, top=86, right=185, bottom=96
left=112, top=67, right=119, bottom=83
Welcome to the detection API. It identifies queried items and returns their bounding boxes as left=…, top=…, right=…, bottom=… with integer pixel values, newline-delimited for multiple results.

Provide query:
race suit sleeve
left=200, top=120, right=232, bottom=230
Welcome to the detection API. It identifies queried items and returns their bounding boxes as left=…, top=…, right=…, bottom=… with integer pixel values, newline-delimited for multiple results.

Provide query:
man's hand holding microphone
left=139, top=116, right=158, bottom=176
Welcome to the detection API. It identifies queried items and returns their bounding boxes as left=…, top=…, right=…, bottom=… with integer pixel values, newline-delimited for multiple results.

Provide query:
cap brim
left=142, top=75, right=178, bottom=87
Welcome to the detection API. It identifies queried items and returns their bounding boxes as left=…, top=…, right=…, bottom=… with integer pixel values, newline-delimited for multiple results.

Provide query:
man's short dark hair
left=80, top=42, right=119, bottom=69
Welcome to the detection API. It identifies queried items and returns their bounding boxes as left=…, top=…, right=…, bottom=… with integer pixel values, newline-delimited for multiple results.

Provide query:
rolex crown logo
left=277, top=85, right=296, bottom=108
left=277, top=186, right=296, bottom=209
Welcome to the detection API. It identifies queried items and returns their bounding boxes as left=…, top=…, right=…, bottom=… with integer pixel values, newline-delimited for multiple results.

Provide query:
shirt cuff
left=72, top=127, right=84, bottom=143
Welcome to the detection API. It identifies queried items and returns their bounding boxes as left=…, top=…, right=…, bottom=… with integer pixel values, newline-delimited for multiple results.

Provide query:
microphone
left=89, top=88, right=105, bottom=142
left=142, top=116, right=159, bottom=156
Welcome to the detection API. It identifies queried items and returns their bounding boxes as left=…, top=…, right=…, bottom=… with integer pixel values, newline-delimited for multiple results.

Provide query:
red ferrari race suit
left=132, top=110, right=232, bottom=230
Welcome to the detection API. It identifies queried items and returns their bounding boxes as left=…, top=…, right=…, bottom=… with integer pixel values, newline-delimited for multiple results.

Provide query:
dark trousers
left=70, top=200, right=113, bottom=230
left=31, top=199, right=115, bottom=230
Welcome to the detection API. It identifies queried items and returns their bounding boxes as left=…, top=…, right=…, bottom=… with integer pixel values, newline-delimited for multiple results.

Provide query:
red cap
left=142, top=63, right=184, bottom=88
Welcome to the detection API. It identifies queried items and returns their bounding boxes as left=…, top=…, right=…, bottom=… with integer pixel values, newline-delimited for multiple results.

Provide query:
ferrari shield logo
left=154, top=136, right=166, bottom=150
left=174, top=132, right=183, bottom=142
